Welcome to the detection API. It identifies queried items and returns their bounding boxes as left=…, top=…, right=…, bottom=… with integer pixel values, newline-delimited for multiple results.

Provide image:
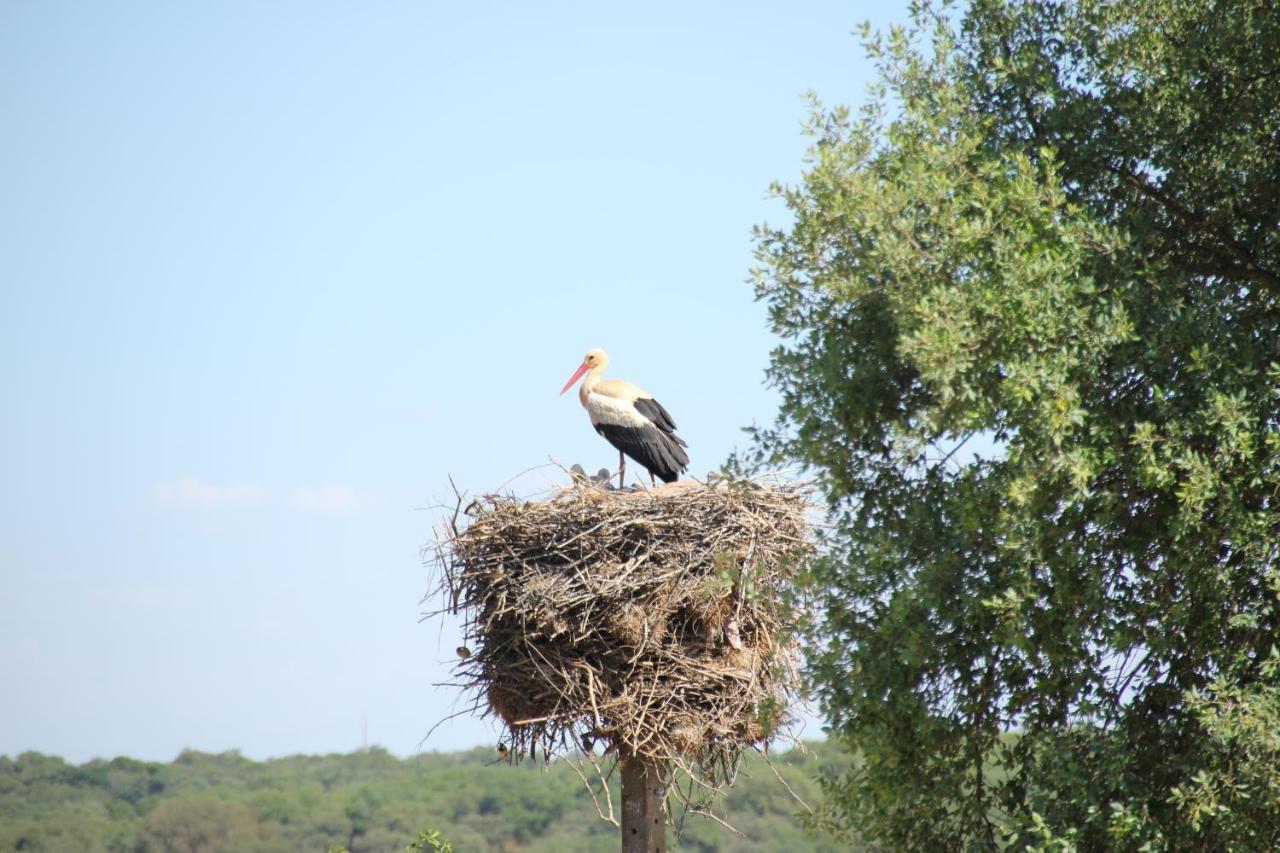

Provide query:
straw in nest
left=427, top=475, right=813, bottom=802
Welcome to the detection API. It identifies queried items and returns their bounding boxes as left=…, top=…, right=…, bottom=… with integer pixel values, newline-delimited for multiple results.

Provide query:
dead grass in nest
left=424, top=474, right=814, bottom=821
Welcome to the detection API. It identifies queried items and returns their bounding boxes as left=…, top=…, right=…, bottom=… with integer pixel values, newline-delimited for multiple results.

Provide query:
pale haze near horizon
left=2, top=1, right=905, bottom=764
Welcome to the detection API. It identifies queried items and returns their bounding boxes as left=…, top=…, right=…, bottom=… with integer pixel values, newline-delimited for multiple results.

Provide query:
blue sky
left=1, top=1, right=906, bottom=763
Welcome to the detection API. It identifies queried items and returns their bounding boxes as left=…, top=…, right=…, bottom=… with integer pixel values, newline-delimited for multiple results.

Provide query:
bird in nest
left=560, top=348, right=689, bottom=487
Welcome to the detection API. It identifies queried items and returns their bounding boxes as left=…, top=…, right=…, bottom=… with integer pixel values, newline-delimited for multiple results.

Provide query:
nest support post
left=621, top=755, right=669, bottom=853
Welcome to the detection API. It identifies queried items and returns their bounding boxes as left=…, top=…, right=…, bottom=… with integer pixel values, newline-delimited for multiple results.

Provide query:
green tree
left=751, top=0, right=1280, bottom=848
left=0, top=743, right=842, bottom=851
left=134, top=796, right=266, bottom=853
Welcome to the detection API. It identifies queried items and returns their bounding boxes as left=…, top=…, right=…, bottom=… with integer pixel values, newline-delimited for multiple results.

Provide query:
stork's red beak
left=560, top=361, right=589, bottom=395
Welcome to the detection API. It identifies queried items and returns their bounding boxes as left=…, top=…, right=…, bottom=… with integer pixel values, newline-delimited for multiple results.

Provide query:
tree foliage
left=751, top=0, right=1280, bottom=848
left=134, top=796, right=265, bottom=853
left=0, top=744, right=852, bottom=852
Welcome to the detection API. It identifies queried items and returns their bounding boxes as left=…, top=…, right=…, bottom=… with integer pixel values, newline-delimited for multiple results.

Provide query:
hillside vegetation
left=0, top=740, right=856, bottom=852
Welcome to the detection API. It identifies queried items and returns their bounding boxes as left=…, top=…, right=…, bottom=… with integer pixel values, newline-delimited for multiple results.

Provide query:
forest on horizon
left=0, top=740, right=855, bottom=852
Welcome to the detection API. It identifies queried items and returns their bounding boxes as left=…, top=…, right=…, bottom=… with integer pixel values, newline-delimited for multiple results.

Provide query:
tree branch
left=1106, top=164, right=1280, bottom=294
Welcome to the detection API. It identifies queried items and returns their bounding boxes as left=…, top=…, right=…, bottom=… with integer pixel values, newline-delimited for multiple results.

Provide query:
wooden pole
left=620, top=756, right=668, bottom=852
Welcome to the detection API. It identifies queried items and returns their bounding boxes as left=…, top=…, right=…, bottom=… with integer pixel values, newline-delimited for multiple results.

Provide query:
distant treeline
left=0, top=740, right=858, bottom=852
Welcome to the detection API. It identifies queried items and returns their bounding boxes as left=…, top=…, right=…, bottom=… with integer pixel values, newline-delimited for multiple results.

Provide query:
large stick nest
left=429, top=476, right=813, bottom=784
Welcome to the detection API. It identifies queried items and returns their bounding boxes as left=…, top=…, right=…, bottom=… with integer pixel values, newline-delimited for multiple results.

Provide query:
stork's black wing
left=633, top=397, right=687, bottom=447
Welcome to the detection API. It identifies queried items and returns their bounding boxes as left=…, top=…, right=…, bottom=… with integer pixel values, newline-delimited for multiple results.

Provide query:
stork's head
left=560, top=348, right=608, bottom=395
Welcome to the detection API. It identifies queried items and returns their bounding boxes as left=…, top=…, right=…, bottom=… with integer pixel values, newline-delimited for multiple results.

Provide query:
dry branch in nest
left=426, top=475, right=814, bottom=812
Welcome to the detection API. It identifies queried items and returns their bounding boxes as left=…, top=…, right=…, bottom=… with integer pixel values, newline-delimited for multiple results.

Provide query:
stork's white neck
left=578, top=362, right=607, bottom=408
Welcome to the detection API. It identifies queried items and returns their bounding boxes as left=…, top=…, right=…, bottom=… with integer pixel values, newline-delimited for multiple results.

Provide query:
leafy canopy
left=751, top=0, right=1280, bottom=848
left=0, top=744, right=855, bottom=852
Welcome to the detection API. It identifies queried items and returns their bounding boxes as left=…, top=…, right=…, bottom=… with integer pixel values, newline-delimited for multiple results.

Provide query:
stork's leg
left=649, top=472, right=656, bottom=487
left=618, top=450, right=626, bottom=489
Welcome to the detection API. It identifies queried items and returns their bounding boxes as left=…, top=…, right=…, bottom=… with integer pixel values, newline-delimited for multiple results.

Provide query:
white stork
left=559, top=348, right=689, bottom=486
